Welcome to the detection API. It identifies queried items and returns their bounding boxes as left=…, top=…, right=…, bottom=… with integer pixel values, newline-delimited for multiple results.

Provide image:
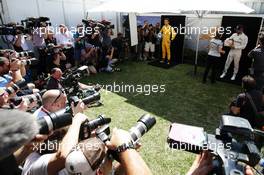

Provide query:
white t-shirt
left=55, top=31, right=74, bottom=47
left=208, top=38, right=223, bottom=57
left=7, top=35, right=29, bottom=51
left=22, top=152, right=68, bottom=175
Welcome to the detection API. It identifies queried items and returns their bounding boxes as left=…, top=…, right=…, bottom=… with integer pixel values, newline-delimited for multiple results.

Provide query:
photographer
left=186, top=151, right=254, bottom=175
left=0, top=110, right=48, bottom=175
left=112, top=32, right=124, bottom=60
left=49, top=46, right=67, bottom=71
left=230, top=75, right=263, bottom=128
left=33, top=89, right=84, bottom=119
left=0, top=57, right=25, bottom=88
left=99, top=47, right=118, bottom=72
left=80, top=44, right=97, bottom=74
left=73, top=24, right=85, bottom=66
left=22, top=112, right=88, bottom=175
left=55, top=24, right=74, bottom=66
left=5, top=23, right=30, bottom=52
left=46, top=68, right=63, bottom=90
left=102, top=28, right=113, bottom=59
left=248, top=33, right=264, bottom=91
left=144, top=24, right=156, bottom=60
left=46, top=67, right=95, bottom=92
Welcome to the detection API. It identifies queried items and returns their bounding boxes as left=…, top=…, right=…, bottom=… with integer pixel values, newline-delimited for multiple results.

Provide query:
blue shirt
left=0, top=74, right=12, bottom=87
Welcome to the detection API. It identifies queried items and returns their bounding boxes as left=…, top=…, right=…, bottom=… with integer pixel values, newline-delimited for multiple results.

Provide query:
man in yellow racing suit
left=160, top=18, right=176, bottom=64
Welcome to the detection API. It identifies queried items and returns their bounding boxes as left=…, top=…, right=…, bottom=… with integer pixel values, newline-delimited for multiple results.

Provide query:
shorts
left=145, top=42, right=155, bottom=52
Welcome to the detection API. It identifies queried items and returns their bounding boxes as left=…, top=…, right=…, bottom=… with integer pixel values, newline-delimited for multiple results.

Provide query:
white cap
left=65, top=149, right=96, bottom=175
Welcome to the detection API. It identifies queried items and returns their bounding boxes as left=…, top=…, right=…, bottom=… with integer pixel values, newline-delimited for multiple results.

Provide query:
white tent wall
left=1, top=0, right=120, bottom=37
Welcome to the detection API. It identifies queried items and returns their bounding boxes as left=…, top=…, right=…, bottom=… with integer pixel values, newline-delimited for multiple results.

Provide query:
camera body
left=82, top=19, right=114, bottom=36
left=168, top=115, right=264, bottom=175
left=61, top=66, right=88, bottom=96
left=21, top=17, right=51, bottom=30
left=0, top=24, right=25, bottom=35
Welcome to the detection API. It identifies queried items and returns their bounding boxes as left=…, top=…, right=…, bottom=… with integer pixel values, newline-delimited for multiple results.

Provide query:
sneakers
left=220, top=73, right=226, bottom=79
left=231, top=74, right=236, bottom=81
left=160, top=60, right=164, bottom=63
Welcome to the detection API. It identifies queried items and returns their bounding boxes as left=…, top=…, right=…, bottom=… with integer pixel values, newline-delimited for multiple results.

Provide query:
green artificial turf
left=81, top=61, right=240, bottom=175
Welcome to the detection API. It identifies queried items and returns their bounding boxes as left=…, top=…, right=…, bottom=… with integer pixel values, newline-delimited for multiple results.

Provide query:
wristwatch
left=115, top=141, right=135, bottom=153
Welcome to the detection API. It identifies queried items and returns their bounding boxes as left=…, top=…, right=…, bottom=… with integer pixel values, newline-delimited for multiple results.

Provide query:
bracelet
left=115, top=141, right=135, bottom=153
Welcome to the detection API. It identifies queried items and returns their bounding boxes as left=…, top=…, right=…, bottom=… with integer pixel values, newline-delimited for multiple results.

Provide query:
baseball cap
left=65, top=137, right=106, bottom=175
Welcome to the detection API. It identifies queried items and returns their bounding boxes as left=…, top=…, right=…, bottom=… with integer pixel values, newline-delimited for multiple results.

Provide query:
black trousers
left=203, top=55, right=219, bottom=83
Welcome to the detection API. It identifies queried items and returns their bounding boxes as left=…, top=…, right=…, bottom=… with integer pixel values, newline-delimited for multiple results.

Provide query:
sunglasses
left=52, top=89, right=64, bottom=104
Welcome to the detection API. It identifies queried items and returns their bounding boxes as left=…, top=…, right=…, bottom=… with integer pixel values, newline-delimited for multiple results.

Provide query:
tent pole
left=194, top=11, right=203, bottom=75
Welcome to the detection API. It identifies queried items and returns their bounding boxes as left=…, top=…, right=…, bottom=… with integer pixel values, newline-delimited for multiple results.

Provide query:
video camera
left=167, top=115, right=264, bottom=175
left=82, top=19, right=114, bottom=36
left=21, top=17, right=51, bottom=30
left=0, top=24, right=25, bottom=35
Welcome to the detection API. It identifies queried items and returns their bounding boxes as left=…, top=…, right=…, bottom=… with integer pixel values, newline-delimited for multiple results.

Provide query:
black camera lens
left=38, top=109, right=72, bottom=134
left=5, top=80, right=27, bottom=95
left=80, top=115, right=111, bottom=140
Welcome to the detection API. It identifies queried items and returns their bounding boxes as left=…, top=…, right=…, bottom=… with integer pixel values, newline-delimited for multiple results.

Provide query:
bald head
left=42, top=90, right=66, bottom=112
left=51, top=68, right=62, bottom=80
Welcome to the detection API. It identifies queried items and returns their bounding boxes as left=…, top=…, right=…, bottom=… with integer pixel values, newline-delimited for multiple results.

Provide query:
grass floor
left=81, top=61, right=240, bottom=175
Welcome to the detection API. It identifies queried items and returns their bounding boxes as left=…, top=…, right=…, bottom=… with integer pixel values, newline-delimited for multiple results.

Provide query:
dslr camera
left=168, top=115, right=264, bottom=175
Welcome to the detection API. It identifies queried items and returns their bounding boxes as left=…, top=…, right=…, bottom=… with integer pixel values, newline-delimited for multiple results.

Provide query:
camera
left=61, top=66, right=88, bottom=95
left=5, top=80, right=27, bottom=95
left=69, top=91, right=100, bottom=107
left=82, top=19, right=114, bottom=36
left=9, top=92, right=42, bottom=106
left=80, top=115, right=111, bottom=140
left=96, top=114, right=156, bottom=161
left=38, top=109, right=111, bottom=140
left=21, top=58, right=38, bottom=66
left=16, top=51, right=35, bottom=58
left=129, top=114, right=156, bottom=143
left=96, top=114, right=156, bottom=144
left=167, top=115, right=264, bottom=175
left=21, top=17, right=51, bottom=29
left=0, top=24, right=25, bottom=35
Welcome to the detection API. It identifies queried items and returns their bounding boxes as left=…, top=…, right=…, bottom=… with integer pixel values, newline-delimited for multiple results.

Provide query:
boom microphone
left=0, top=110, right=39, bottom=160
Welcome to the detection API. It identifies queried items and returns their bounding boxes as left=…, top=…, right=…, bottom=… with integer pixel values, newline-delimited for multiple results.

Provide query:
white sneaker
left=220, top=73, right=226, bottom=78
left=231, top=74, right=236, bottom=81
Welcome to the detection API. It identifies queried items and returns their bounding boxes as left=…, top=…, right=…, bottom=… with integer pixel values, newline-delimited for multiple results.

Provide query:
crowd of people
left=0, top=17, right=261, bottom=175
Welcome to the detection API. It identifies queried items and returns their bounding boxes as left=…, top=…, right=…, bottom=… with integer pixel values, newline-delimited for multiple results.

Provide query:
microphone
left=0, top=109, right=40, bottom=160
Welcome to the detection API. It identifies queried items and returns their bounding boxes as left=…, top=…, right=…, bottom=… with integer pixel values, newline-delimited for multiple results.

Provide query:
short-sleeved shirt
left=0, top=74, right=13, bottom=88
left=22, top=152, right=68, bottom=175
left=208, top=38, right=223, bottom=57
left=248, top=47, right=264, bottom=73
left=55, top=31, right=74, bottom=47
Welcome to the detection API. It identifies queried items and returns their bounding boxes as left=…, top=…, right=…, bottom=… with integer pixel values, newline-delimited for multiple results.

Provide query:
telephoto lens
left=38, top=109, right=72, bottom=134
left=70, top=92, right=101, bottom=106
left=129, top=114, right=156, bottom=143
left=80, top=115, right=111, bottom=140
left=5, top=80, right=27, bottom=95
left=21, top=58, right=38, bottom=66
left=16, top=51, right=35, bottom=58
left=9, top=93, right=42, bottom=106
